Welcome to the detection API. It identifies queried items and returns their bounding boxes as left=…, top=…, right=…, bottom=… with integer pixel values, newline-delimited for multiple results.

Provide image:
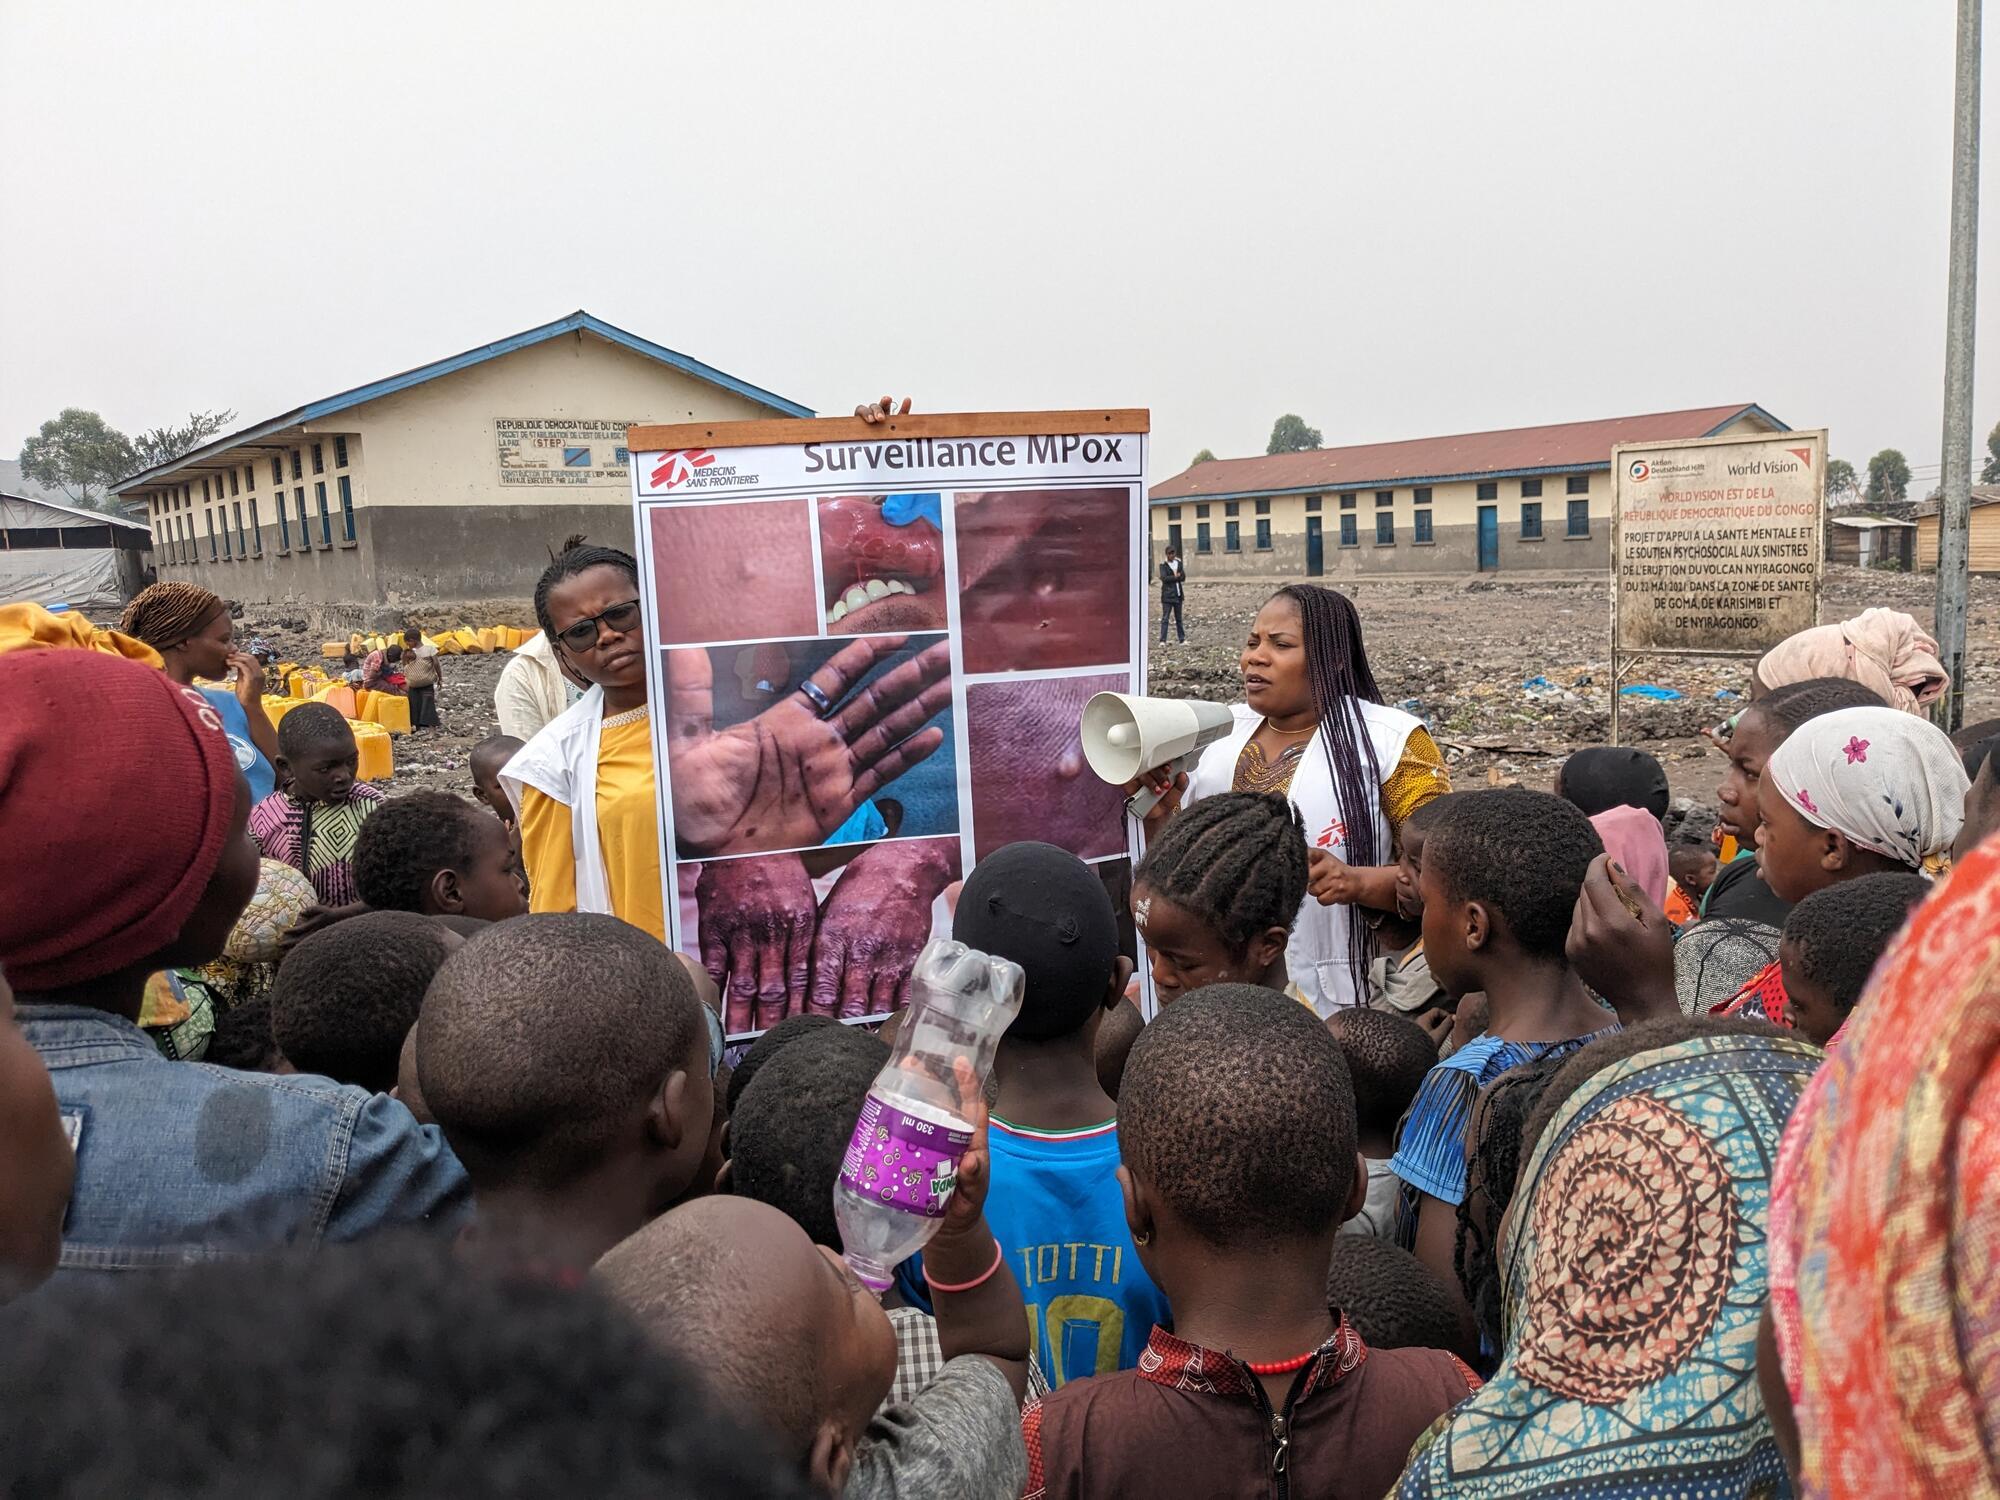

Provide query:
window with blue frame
left=1340, top=514, right=1358, bottom=546
left=271, top=456, right=284, bottom=486
left=1376, top=511, right=1395, bottom=544
left=1256, top=518, right=1272, bottom=549
left=296, top=488, right=310, bottom=549
left=1225, top=521, right=1241, bottom=552
left=338, top=475, right=355, bottom=542
left=278, top=491, right=291, bottom=550
left=1415, top=509, right=1434, bottom=543
left=1197, top=522, right=1212, bottom=553
left=1521, top=502, right=1543, bottom=539
left=316, top=482, right=332, bottom=545
left=335, top=435, right=349, bottom=468
left=291, top=449, right=303, bottom=482
left=1567, top=499, right=1590, bottom=537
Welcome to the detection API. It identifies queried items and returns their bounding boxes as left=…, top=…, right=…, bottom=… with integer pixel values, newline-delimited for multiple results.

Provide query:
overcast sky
left=3, top=2, right=1996, bottom=487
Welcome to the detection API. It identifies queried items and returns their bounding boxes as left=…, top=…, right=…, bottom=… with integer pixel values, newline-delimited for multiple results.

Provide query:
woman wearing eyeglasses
left=502, top=536, right=668, bottom=938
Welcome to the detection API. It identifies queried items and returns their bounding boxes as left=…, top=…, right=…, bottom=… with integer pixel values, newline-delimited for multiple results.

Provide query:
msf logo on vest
left=650, top=449, right=716, bottom=490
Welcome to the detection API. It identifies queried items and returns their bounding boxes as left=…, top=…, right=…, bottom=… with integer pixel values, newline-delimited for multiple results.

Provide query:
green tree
left=1190, top=447, right=1217, bottom=467
left=1865, top=448, right=1912, bottom=508
left=1825, top=457, right=1858, bottom=505
left=131, top=408, right=236, bottom=472
left=1981, top=420, right=2000, bottom=484
left=1266, top=414, right=1323, bottom=455
left=18, top=408, right=134, bottom=510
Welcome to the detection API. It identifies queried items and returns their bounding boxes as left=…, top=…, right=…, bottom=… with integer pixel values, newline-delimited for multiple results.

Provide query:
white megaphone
left=1081, top=693, right=1238, bottom=817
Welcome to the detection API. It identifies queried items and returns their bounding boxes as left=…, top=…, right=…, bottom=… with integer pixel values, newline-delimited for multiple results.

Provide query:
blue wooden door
left=1306, top=517, right=1324, bottom=575
left=1477, top=505, right=1498, bottom=570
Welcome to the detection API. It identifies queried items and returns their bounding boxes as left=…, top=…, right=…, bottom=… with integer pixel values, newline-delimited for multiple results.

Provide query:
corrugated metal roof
left=114, top=310, right=813, bottom=495
left=1149, top=404, right=1786, bottom=502
left=1, top=492, right=151, bottom=531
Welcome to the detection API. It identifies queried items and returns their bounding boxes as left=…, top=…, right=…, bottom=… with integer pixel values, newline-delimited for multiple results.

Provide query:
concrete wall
left=137, top=330, right=787, bottom=606
left=1148, top=410, right=1777, bottom=580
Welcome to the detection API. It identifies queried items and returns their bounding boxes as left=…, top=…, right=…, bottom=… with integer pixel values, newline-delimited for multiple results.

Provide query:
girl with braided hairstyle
left=120, top=581, right=278, bottom=801
left=1139, top=585, right=1448, bottom=1012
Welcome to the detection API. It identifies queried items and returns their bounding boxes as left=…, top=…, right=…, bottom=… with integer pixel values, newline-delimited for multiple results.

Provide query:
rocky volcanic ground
left=238, top=566, right=1998, bottom=824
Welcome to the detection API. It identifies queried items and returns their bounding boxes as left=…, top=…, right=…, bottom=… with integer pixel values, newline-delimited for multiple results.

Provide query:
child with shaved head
left=600, top=1086, right=1030, bottom=1498
left=418, top=912, right=714, bottom=1278
left=1022, top=985, right=1475, bottom=1500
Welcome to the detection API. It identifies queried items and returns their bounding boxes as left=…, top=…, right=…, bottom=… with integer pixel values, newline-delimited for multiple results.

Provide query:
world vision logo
left=1786, top=447, right=1814, bottom=469
left=649, top=449, right=717, bottom=490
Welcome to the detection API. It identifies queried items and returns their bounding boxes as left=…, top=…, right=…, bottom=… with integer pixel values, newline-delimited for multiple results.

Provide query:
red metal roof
left=1149, top=404, right=1783, bottom=501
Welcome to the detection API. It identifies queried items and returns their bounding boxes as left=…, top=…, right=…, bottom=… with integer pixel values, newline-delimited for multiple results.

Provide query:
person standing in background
left=495, top=621, right=579, bottom=741
left=401, top=627, right=441, bottom=730
left=1157, top=545, right=1186, bottom=645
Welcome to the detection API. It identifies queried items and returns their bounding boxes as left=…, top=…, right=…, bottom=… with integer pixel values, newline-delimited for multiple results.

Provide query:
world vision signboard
left=1613, top=429, right=1826, bottom=655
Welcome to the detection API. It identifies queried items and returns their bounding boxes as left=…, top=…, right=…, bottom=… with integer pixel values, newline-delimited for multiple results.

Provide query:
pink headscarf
left=1755, top=608, right=1947, bottom=715
left=1589, top=804, right=1670, bottom=908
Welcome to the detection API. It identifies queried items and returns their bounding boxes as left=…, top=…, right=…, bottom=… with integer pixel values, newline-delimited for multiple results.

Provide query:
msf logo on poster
left=650, top=449, right=717, bottom=490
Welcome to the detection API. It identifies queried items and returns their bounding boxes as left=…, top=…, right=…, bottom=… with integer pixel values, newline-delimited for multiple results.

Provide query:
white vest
left=499, top=684, right=614, bottom=915
left=1182, top=700, right=1421, bottom=1013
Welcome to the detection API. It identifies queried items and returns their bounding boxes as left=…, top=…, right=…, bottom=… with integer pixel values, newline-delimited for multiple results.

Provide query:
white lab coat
left=499, top=684, right=614, bottom=916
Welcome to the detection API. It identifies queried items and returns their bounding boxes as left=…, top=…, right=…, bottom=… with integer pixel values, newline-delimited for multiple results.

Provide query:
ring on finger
left=798, top=680, right=835, bottom=718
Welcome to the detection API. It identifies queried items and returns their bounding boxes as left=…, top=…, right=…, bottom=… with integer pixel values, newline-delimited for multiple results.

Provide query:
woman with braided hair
left=119, top=581, right=277, bottom=801
left=1139, top=585, right=1448, bottom=1012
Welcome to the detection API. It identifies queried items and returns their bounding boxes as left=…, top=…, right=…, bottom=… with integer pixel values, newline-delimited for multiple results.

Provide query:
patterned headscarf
left=1764, top=705, right=1967, bottom=868
left=120, top=581, right=227, bottom=651
left=1396, top=1032, right=1820, bottom=1499
left=1771, top=836, right=2000, bottom=1497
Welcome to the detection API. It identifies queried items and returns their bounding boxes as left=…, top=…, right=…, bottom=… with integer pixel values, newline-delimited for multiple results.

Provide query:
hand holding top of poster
left=664, top=635, right=953, bottom=857
left=855, top=397, right=914, bottom=424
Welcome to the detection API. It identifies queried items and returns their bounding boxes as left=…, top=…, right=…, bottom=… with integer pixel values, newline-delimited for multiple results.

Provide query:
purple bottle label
left=839, top=1095, right=972, bottom=1218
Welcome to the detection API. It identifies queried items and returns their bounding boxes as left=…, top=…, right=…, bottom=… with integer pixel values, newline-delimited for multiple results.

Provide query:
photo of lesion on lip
left=954, top=486, right=1132, bottom=674
left=816, top=493, right=948, bottom=635
left=662, top=632, right=958, bottom=860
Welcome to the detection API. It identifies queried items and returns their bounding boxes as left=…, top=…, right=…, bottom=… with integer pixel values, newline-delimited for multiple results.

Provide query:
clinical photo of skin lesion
left=661, top=633, right=958, bottom=860
left=679, top=836, right=963, bottom=1038
left=817, top=493, right=949, bottom=635
left=953, top=486, right=1132, bottom=674
left=965, top=671, right=1130, bottom=862
left=647, top=498, right=823, bottom=646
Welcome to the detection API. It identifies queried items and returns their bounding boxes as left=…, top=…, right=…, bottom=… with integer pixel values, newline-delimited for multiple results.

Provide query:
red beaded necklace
left=1245, top=1349, right=1320, bottom=1376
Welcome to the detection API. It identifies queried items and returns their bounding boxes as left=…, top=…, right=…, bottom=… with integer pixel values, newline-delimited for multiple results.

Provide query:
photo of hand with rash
left=685, top=837, right=962, bottom=1038
left=954, top=486, right=1132, bottom=673
left=817, top=493, right=948, bottom=634
left=662, top=632, right=957, bottom=859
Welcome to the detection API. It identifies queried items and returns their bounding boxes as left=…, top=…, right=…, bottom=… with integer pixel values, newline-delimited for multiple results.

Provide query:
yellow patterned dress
left=1233, top=723, right=1450, bottom=841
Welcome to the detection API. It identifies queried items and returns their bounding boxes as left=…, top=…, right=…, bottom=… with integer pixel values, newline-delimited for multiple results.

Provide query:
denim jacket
left=24, top=1004, right=471, bottom=1277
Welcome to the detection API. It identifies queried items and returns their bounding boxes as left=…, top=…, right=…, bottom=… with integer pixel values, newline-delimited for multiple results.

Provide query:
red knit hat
left=0, top=650, right=239, bottom=992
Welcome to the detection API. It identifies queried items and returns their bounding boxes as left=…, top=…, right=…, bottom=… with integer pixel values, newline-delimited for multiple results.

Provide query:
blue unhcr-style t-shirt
left=201, top=688, right=275, bottom=803
left=894, top=1117, right=1170, bottom=1388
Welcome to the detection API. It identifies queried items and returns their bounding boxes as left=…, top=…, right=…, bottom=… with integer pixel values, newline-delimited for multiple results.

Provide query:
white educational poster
left=628, top=412, right=1150, bottom=1039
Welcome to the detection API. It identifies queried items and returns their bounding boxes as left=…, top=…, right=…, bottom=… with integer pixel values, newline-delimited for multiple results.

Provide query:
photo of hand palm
left=668, top=634, right=953, bottom=857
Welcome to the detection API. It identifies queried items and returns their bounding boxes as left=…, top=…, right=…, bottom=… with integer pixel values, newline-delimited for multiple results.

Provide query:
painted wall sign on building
left=495, top=418, right=641, bottom=485
left=1612, top=429, right=1826, bottom=655
left=626, top=409, right=1150, bottom=1041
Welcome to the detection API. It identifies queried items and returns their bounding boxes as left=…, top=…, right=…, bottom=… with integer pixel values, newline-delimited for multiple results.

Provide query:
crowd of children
left=5, top=592, right=2000, bottom=1499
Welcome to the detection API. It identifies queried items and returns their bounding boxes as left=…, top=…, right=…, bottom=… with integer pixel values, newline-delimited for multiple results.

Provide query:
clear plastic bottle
left=836, top=937, right=1025, bottom=1291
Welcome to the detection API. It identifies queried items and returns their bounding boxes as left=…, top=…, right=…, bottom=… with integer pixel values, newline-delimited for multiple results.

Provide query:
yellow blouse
left=1231, top=724, right=1450, bottom=837
left=517, top=710, right=667, bottom=942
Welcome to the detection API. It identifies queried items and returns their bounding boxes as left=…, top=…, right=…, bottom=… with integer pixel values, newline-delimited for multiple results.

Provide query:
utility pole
left=1936, top=0, right=1982, bottom=732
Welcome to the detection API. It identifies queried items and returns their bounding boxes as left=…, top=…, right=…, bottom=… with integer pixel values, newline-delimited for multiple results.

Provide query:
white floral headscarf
left=1764, top=705, right=1968, bottom=868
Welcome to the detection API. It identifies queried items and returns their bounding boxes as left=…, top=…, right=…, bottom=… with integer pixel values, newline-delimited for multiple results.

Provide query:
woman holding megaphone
left=1136, top=583, right=1449, bottom=1011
